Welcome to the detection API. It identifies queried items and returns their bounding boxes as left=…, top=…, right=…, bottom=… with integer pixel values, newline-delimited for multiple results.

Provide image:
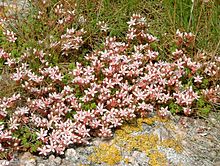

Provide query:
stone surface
left=46, top=155, right=61, bottom=166
left=131, top=151, right=150, bottom=166
left=19, top=152, right=37, bottom=166
left=0, top=160, right=10, bottom=166
left=65, top=148, right=77, bottom=159
left=214, top=161, right=220, bottom=166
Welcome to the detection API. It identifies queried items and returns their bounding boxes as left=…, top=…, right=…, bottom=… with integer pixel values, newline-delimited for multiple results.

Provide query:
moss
left=88, top=116, right=183, bottom=165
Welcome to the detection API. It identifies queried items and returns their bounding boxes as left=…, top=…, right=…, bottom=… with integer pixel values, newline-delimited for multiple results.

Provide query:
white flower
left=158, top=106, right=169, bottom=117
left=127, top=19, right=136, bottom=27
left=15, top=107, right=29, bottom=116
left=194, top=75, right=203, bottom=83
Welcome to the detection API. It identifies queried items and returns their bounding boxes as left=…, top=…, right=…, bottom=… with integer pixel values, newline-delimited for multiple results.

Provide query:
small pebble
left=48, top=155, right=55, bottom=162
left=54, top=157, right=61, bottom=165
left=65, top=148, right=77, bottom=158
left=38, top=164, right=45, bottom=166
left=0, top=160, right=10, bottom=166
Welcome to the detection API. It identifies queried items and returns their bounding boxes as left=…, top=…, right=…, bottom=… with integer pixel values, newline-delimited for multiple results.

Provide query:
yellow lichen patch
left=148, top=151, right=167, bottom=166
left=118, top=132, right=167, bottom=165
left=114, top=130, right=133, bottom=147
left=88, top=143, right=122, bottom=165
left=138, top=116, right=157, bottom=125
left=138, top=117, right=155, bottom=125
left=163, top=121, right=176, bottom=130
left=160, top=139, right=183, bottom=153
left=153, top=116, right=170, bottom=123
left=121, top=122, right=143, bottom=133
left=130, top=134, right=159, bottom=154
left=88, top=116, right=183, bottom=166
left=123, top=156, right=130, bottom=164
left=77, top=164, right=88, bottom=166
left=137, top=116, right=169, bottom=126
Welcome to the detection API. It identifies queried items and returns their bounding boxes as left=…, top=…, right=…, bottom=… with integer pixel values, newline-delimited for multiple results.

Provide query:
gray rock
left=48, top=155, right=55, bottom=162
left=46, top=155, right=61, bottom=166
left=0, top=160, right=10, bottom=166
left=19, top=152, right=37, bottom=166
left=214, top=161, right=220, bottom=166
left=158, top=146, right=193, bottom=166
left=65, top=148, right=77, bottom=159
left=152, top=125, right=170, bottom=141
left=131, top=151, right=149, bottom=166
left=38, top=164, right=45, bottom=166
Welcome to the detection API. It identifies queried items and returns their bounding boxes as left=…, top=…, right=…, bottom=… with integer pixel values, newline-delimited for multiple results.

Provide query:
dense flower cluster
left=203, top=85, right=220, bottom=104
left=33, top=1, right=85, bottom=57
left=3, top=30, right=17, bottom=43
left=0, top=6, right=219, bottom=160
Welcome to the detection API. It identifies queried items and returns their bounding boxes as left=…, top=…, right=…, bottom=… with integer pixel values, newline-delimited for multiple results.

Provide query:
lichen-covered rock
left=4, top=114, right=220, bottom=166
